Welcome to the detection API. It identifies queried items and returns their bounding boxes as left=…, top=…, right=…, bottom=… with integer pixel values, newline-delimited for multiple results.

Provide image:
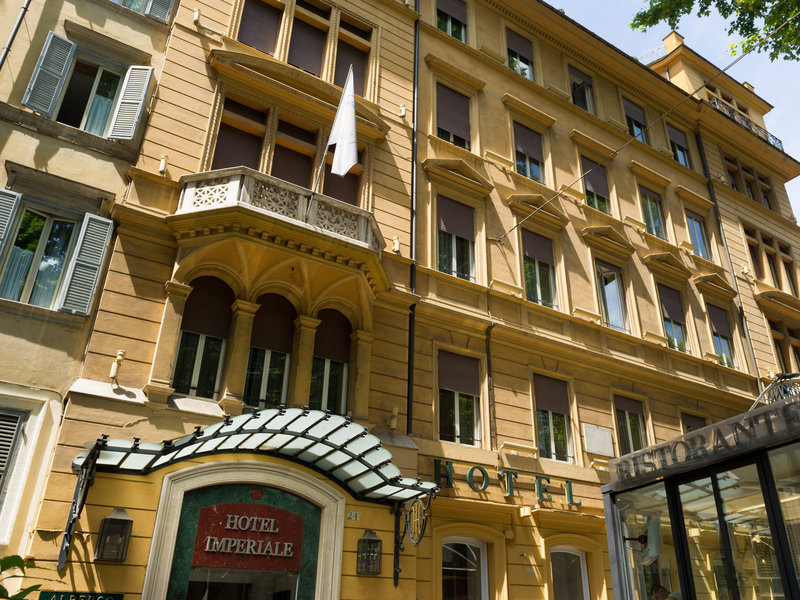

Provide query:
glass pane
left=439, top=389, right=456, bottom=443
left=617, top=481, right=683, bottom=600
left=29, top=219, right=74, bottom=307
left=196, top=336, right=223, bottom=398
left=243, top=347, right=265, bottom=407
left=537, top=408, right=552, bottom=458
left=538, top=262, right=553, bottom=307
left=600, top=269, right=626, bottom=331
left=455, top=236, right=473, bottom=281
left=264, top=351, right=288, bottom=408
left=173, top=332, right=200, bottom=395
left=84, top=70, right=120, bottom=136
left=717, top=465, right=784, bottom=600
left=458, top=393, right=476, bottom=446
left=524, top=256, right=538, bottom=302
left=627, top=411, right=644, bottom=452
left=616, top=408, right=632, bottom=456
left=450, top=18, right=464, bottom=42
left=442, top=542, right=483, bottom=600
left=552, top=551, right=587, bottom=600
left=770, top=441, right=800, bottom=591
left=0, top=210, right=45, bottom=301
left=438, top=230, right=454, bottom=275
left=552, top=411, right=569, bottom=462
left=326, top=360, right=346, bottom=414
left=308, top=356, right=326, bottom=411
left=678, top=476, right=733, bottom=600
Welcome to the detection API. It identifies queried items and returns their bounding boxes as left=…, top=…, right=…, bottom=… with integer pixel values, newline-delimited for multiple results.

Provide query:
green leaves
left=631, top=0, right=800, bottom=61
left=0, top=555, right=43, bottom=599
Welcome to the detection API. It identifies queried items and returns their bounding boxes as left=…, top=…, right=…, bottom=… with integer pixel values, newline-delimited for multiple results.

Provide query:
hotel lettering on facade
left=0, top=0, right=799, bottom=598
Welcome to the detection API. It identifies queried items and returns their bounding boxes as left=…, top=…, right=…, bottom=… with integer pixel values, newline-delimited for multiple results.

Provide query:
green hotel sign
left=39, top=593, right=123, bottom=600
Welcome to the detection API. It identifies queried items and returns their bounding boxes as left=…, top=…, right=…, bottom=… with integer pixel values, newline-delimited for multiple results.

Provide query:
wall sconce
left=356, top=530, right=382, bottom=575
left=95, top=508, right=133, bottom=562
left=109, top=349, right=125, bottom=380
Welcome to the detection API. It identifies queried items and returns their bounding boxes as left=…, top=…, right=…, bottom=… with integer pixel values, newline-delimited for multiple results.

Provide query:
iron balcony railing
left=178, top=167, right=384, bottom=254
left=707, top=97, right=784, bottom=151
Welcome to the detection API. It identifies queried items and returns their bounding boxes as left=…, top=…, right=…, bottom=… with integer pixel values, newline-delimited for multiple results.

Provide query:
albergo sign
left=192, top=503, right=303, bottom=572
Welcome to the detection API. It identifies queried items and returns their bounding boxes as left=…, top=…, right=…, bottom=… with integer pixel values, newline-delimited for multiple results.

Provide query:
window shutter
left=314, top=309, right=351, bottom=363
left=506, top=29, right=532, bottom=62
left=0, top=189, right=21, bottom=253
left=439, top=350, right=480, bottom=397
left=437, top=196, right=474, bottom=241
left=251, top=294, right=296, bottom=354
left=569, top=65, right=592, bottom=86
left=513, top=122, right=543, bottom=163
left=108, top=66, right=154, bottom=140
left=681, top=412, right=706, bottom=433
left=144, top=0, right=174, bottom=22
left=323, top=164, right=360, bottom=206
left=0, top=411, right=25, bottom=494
left=181, top=277, right=235, bottom=339
left=436, top=84, right=470, bottom=142
left=438, top=0, right=467, bottom=22
left=334, top=40, right=368, bottom=97
left=657, top=284, right=685, bottom=323
left=522, top=230, right=553, bottom=265
left=288, top=19, right=326, bottom=76
left=212, top=123, right=263, bottom=170
left=56, top=214, right=113, bottom=316
left=238, top=0, right=282, bottom=55
left=708, top=304, right=732, bottom=338
left=667, top=124, right=688, bottom=148
left=271, top=145, right=313, bottom=188
left=533, top=374, right=569, bottom=414
left=623, top=98, right=646, bottom=124
left=22, top=31, right=76, bottom=118
left=614, top=395, right=643, bottom=415
left=581, top=156, right=609, bottom=198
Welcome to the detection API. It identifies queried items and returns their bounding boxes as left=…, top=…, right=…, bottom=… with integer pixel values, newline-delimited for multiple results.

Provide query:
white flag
left=327, top=65, right=358, bottom=176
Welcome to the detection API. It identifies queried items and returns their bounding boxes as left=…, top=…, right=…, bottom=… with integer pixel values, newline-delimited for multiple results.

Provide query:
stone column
left=349, top=329, right=374, bottom=424
left=288, top=315, right=320, bottom=408
left=218, top=299, right=260, bottom=414
left=145, top=280, right=193, bottom=404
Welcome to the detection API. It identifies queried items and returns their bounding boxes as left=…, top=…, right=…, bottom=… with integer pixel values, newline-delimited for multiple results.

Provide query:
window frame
left=309, top=356, right=348, bottom=414
left=0, top=189, right=113, bottom=316
left=172, top=331, right=227, bottom=400
left=23, top=31, right=154, bottom=141
left=533, top=374, right=574, bottom=464
left=111, top=0, right=176, bottom=22
left=685, top=210, right=711, bottom=261
left=614, top=396, right=647, bottom=456
left=244, top=347, right=291, bottom=409
left=744, top=226, right=797, bottom=295
left=569, top=65, right=595, bottom=114
left=441, top=537, right=489, bottom=600
left=436, top=195, right=476, bottom=282
left=512, top=121, right=544, bottom=184
left=506, top=28, right=534, bottom=81
left=724, top=155, right=777, bottom=211
left=522, top=229, right=556, bottom=309
left=596, top=260, right=629, bottom=333
left=657, top=284, right=689, bottom=353
left=666, top=123, right=692, bottom=168
left=436, top=0, right=468, bottom=43
left=550, top=546, right=591, bottom=600
left=707, top=303, right=736, bottom=368
left=639, top=186, right=666, bottom=240
left=580, top=155, right=610, bottom=214
left=437, top=350, right=482, bottom=447
left=435, top=82, right=472, bottom=151
left=623, top=97, right=648, bottom=144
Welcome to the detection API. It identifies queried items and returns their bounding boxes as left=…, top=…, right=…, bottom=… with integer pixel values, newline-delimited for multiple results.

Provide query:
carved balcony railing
left=178, top=167, right=384, bottom=254
left=707, top=97, right=784, bottom=151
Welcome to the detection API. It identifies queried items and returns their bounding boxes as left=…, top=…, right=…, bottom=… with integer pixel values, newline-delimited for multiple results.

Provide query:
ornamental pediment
left=693, top=272, right=737, bottom=301
left=642, top=251, right=691, bottom=282
left=581, top=225, right=634, bottom=261
left=422, top=158, right=493, bottom=196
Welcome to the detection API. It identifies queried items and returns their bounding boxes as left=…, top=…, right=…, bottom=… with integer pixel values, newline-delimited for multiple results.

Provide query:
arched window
left=551, top=547, right=590, bottom=600
left=244, top=294, right=296, bottom=409
left=310, top=309, right=350, bottom=414
left=442, top=536, right=489, bottom=600
left=172, top=277, right=234, bottom=399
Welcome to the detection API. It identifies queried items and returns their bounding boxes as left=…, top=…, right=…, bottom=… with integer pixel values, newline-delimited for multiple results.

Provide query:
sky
left=551, top=1, right=800, bottom=219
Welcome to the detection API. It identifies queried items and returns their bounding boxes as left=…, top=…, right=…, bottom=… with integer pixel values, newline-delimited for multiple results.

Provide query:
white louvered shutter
left=145, top=0, right=174, bottom=22
left=0, top=189, right=21, bottom=253
left=0, top=412, right=23, bottom=496
left=107, top=66, right=154, bottom=140
left=22, top=31, right=76, bottom=118
left=56, top=214, right=113, bottom=316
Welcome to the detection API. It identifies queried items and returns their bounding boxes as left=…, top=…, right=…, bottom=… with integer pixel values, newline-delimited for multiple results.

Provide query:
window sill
left=0, top=103, right=140, bottom=163
left=86, top=0, right=171, bottom=28
left=0, top=298, right=86, bottom=329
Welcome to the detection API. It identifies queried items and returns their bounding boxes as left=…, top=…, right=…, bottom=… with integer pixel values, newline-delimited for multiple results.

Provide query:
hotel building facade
left=0, top=0, right=799, bottom=598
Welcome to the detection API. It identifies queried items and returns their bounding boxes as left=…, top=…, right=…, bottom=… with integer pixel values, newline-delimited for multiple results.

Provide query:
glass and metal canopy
left=73, top=407, right=438, bottom=503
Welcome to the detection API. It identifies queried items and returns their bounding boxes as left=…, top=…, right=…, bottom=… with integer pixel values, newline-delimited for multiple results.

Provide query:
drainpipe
left=485, top=323, right=497, bottom=450
left=405, top=3, right=420, bottom=435
left=0, top=0, right=32, bottom=73
left=695, top=131, right=762, bottom=392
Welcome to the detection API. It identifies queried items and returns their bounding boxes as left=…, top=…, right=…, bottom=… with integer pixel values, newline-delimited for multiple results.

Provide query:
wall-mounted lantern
left=94, top=508, right=133, bottom=562
left=356, top=529, right=382, bottom=575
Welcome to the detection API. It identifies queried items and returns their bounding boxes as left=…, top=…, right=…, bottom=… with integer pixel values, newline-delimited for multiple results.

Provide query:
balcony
left=707, top=97, right=783, bottom=151
left=178, top=167, right=384, bottom=254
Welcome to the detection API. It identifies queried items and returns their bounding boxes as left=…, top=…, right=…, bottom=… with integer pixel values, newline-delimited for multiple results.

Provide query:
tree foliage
left=631, top=0, right=800, bottom=61
left=0, top=555, right=41, bottom=600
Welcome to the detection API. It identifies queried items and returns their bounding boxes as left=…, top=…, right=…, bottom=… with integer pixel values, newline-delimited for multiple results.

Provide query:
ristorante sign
left=609, top=395, right=800, bottom=490
left=192, top=503, right=303, bottom=572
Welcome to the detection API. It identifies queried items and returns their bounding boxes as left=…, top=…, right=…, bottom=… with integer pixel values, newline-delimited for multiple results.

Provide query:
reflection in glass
left=770, top=441, right=800, bottom=591
left=616, top=482, right=682, bottom=600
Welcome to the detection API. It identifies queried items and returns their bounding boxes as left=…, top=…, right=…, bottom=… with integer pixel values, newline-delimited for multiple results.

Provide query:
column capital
left=231, top=299, right=261, bottom=316
left=164, top=280, right=193, bottom=299
left=294, top=315, right=321, bottom=330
